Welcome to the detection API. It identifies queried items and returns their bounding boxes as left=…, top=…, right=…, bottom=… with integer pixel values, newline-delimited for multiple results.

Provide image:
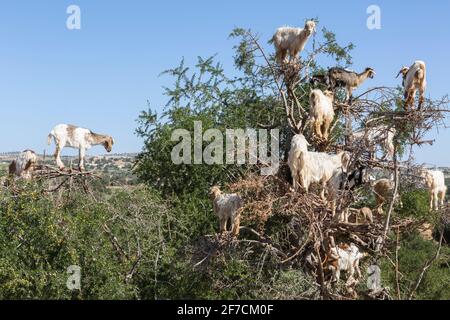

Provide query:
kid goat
left=210, top=186, right=243, bottom=237
left=47, top=124, right=115, bottom=171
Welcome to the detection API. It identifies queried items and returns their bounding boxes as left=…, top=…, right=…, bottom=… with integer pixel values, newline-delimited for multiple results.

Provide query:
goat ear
left=9, top=161, right=16, bottom=175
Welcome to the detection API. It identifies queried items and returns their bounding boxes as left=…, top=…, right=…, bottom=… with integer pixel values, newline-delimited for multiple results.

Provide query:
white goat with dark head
left=272, top=20, right=316, bottom=65
left=309, top=89, right=335, bottom=141
left=9, top=150, right=38, bottom=180
left=210, top=186, right=243, bottom=237
left=47, top=124, right=115, bottom=171
left=327, top=165, right=367, bottom=222
left=397, top=60, right=427, bottom=109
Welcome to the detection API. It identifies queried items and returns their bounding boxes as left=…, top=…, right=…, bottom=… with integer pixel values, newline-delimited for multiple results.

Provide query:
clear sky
left=1, top=1, right=449, bottom=164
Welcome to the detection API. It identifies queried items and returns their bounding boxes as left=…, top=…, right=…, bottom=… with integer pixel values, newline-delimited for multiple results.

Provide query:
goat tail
left=47, top=133, right=53, bottom=146
left=416, top=62, right=426, bottom=80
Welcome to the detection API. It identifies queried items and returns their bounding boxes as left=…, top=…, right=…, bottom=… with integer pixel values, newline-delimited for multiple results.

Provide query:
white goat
left=210, top=186, right=244, bottom=237
left=9, top=150, right=38, bottom=180
left=421, top=169, right=447, bottom=210
left=47, top=124, right=115, bottom=171
left=397, top=60, right=427, bottom=109
left=272, top=20, right=316, bottom=64
left=327, top=243, right=366, bottom=286
left=288, top=134, right=350, bottom=199
left=288, top=134, right=310, bottom=191
left=353, top=125, right=395, bottom=160
left=309, top=89, right=335, bottom=140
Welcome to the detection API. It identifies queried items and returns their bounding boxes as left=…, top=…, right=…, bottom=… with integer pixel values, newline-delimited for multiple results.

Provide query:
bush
left=380, top=233, right=450, bottom=300
left=0, top=183, right=175, bottom=299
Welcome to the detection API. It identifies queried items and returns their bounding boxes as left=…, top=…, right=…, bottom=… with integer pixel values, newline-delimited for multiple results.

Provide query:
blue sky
left=0, top=1, right=449, bottom=165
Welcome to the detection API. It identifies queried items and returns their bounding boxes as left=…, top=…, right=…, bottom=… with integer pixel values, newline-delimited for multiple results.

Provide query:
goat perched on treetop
left=47, top=124, right=115, bottom=171
left=272, top=20, right=316, bottom=65
left=308, top=89, right=335, bottom=141
left=397, top=60, right=427, bottom=109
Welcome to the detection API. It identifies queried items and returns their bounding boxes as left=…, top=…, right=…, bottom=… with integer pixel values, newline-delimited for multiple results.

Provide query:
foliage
left=381, top=233, right=450, bottom=300
left=0, top=183, right=174, bottom=299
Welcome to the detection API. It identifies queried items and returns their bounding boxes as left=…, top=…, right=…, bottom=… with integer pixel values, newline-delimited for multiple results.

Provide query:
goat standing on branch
left=288, top=133, right=310, bottom=191
left=372, top=178, right=393, bottom=214
left=326, top=243, right=366, bottom=286
left=288, top=134, right=350, bottom=199
left=328, top=67, right=376, bottom=103
left=210, top=186, right=243, bottom=237
left=397, top=60, right=427, bottom=109
left=9, top=150, right=38, bottom=180
left=309, top=89, right=335, bottom=141
left=420, top=169, right=447, bottom=210
left=47, top=124, right=115, bottom=171
left=272, top=20, right=316, bottom=65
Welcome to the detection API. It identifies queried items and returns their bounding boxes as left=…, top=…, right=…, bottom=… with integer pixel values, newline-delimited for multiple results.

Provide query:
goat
left=8, top=150, right=38, bottom=180
left=397, top=60, right=427, bottom=109
left=372, top=178, right=395, bottom=214
left=309, top=89, right=335, bottom=140
left=47, top=124, right=115, bottom=171
left=309, top=73, right=330, bottom=88
left=289, top=135, right=351, bottom=199
left=299, top=150, right=351, bottom=200
left=326, top=243, right=366, bottom=286
left=272, top=20, right=316, bottom=65
left=210, top=186, right=243, bottom=237
left=288, top=133, right=310, bottom=191
left=328, top=67, right=376, bottom=102
left=421, top=169, right=447, bottom=210
left=353, top=125, right=395, bottom=160
left=357, top=207, right=374, bottom=224
left=327, top=166, right=367, bottom=222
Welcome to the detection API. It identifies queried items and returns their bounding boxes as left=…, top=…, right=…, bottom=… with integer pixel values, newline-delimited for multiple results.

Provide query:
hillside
left=0, top=153, right=138, bottom=186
